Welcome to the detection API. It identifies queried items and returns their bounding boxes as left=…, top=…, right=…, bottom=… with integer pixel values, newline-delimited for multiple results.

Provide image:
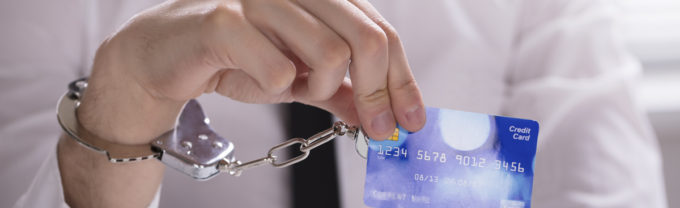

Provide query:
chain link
left=218, top=121, right=361, bottom=176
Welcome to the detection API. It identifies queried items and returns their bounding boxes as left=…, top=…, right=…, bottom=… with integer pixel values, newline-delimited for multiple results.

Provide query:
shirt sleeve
left=503, top=0, right=667, bottom=207
left=12, top=142, right=162, bottom=208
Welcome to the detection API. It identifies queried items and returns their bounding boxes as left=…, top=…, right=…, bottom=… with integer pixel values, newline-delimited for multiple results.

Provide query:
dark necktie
left=284, top=102, right=341, bottom=208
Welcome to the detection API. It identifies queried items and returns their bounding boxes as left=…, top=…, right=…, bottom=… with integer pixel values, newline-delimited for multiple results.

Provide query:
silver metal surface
left=299, top=127, right=335, bottom=152
left=347, top=126, right=369, bottom=159
left=268, top=138, right=310, bottom=167
left=58, top=78, right=370, bottom=180
left=152, top=100, right=234, bottom=180
left=217, top=121, right=369, bottom=176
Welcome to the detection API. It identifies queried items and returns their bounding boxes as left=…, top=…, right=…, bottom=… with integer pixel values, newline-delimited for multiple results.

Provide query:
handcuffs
left=57, top=78, right=370, bottom=180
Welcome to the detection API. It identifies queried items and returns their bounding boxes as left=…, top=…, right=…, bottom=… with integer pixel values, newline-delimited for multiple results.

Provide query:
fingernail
left=371, top=110, right=394, bottom=137
left=405, top=106, right=425, bottom=125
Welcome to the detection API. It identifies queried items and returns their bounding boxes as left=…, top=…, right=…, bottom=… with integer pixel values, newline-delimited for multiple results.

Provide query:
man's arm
left=56, top=41, right=181, bottom=207
left=56, top=0, right=426, bottom=206
left=57, top=134, right=164, bottom=208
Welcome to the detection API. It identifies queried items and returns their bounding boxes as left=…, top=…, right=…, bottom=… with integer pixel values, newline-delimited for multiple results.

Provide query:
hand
left=63, top=0, right=427, bottom=207
left=79, top=0, right=426, bottom=144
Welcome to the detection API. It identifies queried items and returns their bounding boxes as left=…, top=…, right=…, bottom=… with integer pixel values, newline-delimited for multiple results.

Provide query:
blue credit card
left=364, top=107, right=539, bottom=208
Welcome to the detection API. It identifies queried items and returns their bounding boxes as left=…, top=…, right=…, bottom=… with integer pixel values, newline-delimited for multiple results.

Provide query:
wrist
left=57, top=133, right=165, bottom=207
left=77, top=39, right=184, bottom=145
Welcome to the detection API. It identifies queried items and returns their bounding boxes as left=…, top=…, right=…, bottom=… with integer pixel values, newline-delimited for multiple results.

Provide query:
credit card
left=364, top=107, right=539, bottom=208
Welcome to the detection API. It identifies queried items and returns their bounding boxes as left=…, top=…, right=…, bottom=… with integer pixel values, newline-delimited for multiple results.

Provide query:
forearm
left=53, top=27, right=186, bottom=208
left=57, top=133, right=164, bottom=208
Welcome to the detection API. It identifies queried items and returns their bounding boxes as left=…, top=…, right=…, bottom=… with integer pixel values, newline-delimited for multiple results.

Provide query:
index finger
left=297, top=0, right=395, bottom=140
left=349, top=0, right=426, bottom=134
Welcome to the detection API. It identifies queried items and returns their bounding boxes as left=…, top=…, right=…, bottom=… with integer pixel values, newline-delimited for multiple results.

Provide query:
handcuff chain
left=60, top=78, right=366, bottom=178
left=218, top=121, right=360, bottom=176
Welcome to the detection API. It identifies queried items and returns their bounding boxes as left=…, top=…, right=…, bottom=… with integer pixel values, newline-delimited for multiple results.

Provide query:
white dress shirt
left=1, top=0, right=667, bottom=207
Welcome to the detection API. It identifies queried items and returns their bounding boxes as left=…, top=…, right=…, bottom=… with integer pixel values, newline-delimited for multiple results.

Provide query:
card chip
left=388, top=128, right=400, bottom=141
left=364, top=107, right=539, bottom=208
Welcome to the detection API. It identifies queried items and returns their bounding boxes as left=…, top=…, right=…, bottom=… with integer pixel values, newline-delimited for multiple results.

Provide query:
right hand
left=79, top=0, right=426, bottom=145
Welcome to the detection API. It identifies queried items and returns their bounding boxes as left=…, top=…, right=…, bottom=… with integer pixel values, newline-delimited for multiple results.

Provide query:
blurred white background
left=622, top=0, right=680, bottom=206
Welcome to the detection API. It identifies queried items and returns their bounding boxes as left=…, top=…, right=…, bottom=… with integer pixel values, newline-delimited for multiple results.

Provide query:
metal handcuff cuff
left=57, top=78, right=370, bottom=180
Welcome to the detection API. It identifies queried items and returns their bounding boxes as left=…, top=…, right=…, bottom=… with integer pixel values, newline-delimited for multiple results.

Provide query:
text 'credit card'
left=364, top=107, right=539, bottom=208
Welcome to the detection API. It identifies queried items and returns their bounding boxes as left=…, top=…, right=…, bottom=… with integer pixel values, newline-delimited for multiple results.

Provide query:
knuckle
left=203, top=5, right=241, bottom=31
left=357, top=25, right=388, bottom=57
left=241, top=0, right=268, bottom=23
left=391, top=78, right=419, bottom=94
left=262, top=60, right=296, bottom=94
left=381, top=22, right=401, bottom=44
left=307, top=83, right=335, bottom=101
left=356, top=87, right=390, bottom=106
left=313, top=38, right=351, bottom=70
